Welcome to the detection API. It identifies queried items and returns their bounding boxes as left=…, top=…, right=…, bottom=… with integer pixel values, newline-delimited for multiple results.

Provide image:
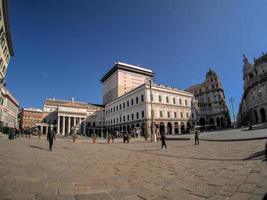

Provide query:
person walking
left=38, top=129, right=41, bottom=140
left=194, top=129, right=199, bottom=145
left=160, top=131, right=167, bottom=150
left=47, top=127, right=54, bottom=151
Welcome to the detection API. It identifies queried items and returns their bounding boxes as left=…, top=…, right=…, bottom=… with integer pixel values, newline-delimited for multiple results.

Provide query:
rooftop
left=44, top=98, right=103, bottom=110
left=100, top=61, right=154, bottom=82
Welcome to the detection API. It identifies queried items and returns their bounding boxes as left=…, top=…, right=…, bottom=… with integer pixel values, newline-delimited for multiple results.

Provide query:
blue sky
left=6, top=0, right=267, bottom=120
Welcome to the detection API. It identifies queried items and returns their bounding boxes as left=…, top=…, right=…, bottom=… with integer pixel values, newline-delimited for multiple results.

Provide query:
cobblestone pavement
left=0, top=136, right=266, bottom=200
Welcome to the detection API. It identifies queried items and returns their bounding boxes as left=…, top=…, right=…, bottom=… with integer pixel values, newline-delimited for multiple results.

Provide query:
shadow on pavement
left=243, top=150, right=266, bottom=162
left=29, top=145, right=49, bottom=151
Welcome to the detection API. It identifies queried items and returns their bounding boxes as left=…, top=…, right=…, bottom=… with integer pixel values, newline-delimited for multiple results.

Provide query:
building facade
left=19, top=108, right=44, bottom=130
left=43, top=98, right=104, bottom=136
left=0, top=87, right=19, bottom=128
left=237, top=53, right=267, bottom=125
left=101, top=62, right=154, bottom=104
left=187, top=69, right=231, bottom=128
left=0, top=0, right=14, bottom=81
left=105, top=83, right=197, bottom=135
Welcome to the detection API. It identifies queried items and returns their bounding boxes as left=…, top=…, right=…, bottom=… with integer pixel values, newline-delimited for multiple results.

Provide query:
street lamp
left=148, top=79, right=157, bottom=142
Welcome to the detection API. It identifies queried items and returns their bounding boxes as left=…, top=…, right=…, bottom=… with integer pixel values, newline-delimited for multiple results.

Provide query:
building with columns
left=101, top=62, right=154, bottom=104
left=186, top=69, right=231, bottom=128
left=43, top=98, right=104, bottom=136
left=105, top=83, right=197, bottom=135
left=237, top=53, right=267, bottom=125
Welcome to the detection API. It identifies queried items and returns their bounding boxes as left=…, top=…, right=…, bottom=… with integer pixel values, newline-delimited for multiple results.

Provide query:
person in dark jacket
left=47, top=127, right=54, bottom=151
left=160, top=131, right=167, bottom=150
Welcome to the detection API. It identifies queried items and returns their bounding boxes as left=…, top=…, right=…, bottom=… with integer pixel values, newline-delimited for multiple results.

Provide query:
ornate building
left=105, top=83, right=197, bottom=135
left=19, top=108, right=44, bottom=130
left=187, top=69, right=231, bottom=128
left=237, top=53, right=267, bottom=125
left=0, top=87, right=19, bottom=128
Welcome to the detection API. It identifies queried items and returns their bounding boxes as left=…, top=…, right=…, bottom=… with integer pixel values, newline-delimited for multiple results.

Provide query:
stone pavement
left=0, top=135, right=266, bottom=200
left=166, top=128, right=267, bottom=142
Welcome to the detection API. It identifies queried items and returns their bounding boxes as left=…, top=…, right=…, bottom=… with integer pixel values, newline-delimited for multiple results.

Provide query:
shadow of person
left=29, top=145, right=49, bottom=151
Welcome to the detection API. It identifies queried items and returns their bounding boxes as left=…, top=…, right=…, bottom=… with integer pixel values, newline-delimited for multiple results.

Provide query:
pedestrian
left=112, top=134, right=115, bottom=144
left=194, top=129, right=199, bottom=145
left=47, top=127, right=54, bottom=151
left=160, top=131, right=167, bottom=150
left=38, top=129, right=41, bottom=140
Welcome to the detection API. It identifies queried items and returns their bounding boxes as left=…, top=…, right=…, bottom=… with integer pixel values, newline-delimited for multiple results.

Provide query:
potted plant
left=107, top=134, right=112, bottom=144
left=92, top=133, right=97, bottom=144
left=72, top=133, right=77, bottom=143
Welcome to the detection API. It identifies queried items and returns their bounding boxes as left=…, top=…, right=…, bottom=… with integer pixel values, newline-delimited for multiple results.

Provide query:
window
left=142, top=111, right=145, bottom=118
left=123, top=116, right=125, bottom=122
left=160, top=111, right=163, bottom=118
left=167, top=111, right=170, bottom=118
left=120, top=104, right=122, bottom=110
left=116, top=105, right=118, bottom=111
left=166, top=96, right=169, bottom=103
left=185, top=99, right=188, bottom=106
left=120, top=116, right=122, bottom=122
left=141, top=94, right=144, bottom=102
left=136, top=97, right=139, bottom=104
left=174, top=112, right=177, bottom=118
left=179, top=99, right=182, bottom=105
left=123, top=103, right=125, bottom=108
left=127, top=115, right=129, bottom=121
left=131, top=99, right=134, bottom=106
left=180, top=112, right=183, bottom=118
left=173, top=98, right=176, bottom=104
left=158, top=95, right=162, bottom=102
left=192, top=113, right=194, bottom=119
left=186, top=113, right=189, bottom=118
left=132, top=113, right=134, bottom=120
left=136, top=112, right=139, bottom=119
left=151, top=94, right=154, bottom=101
left=127, top=101, right=129, bottom=107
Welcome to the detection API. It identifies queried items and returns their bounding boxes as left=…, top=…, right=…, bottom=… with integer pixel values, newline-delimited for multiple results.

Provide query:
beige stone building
left=187, top=69, right=231, bottom=128
left=0, top=0, right=14, bottom=81
left=101, top=62, right=154, bottom=104
left=237, top=53, right=267, bottom=125
left=0, top=87, right=19, bottom=128
left=102, top=62, right=197, bottom=135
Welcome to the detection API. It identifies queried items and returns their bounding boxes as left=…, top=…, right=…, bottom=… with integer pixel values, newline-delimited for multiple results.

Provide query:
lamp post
left=229, top=97, right=236, bottom=127
left=148, top=79, right=156, bottom=142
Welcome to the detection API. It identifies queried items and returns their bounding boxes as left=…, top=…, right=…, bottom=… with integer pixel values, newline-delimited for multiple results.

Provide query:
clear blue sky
left=6, top=0, right=267, bottom=120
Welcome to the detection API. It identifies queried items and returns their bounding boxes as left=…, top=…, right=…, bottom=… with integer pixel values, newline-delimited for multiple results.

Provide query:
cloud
left=41, top=72, right=48, bottom=78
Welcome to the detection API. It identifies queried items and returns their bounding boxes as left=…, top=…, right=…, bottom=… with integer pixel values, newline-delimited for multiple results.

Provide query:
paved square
left=0, top=135, right=266, bottom=200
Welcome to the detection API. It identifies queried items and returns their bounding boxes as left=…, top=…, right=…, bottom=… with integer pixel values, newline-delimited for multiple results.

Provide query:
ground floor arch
left=167, top=122, right=172, bottom=135
left=260, top=108, right=266, bottom=123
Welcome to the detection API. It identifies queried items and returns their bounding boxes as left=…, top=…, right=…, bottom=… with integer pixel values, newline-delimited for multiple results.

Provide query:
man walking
left=47, top=127, right=54, bottom=151
left=160, top=131, right=167, bottom=150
